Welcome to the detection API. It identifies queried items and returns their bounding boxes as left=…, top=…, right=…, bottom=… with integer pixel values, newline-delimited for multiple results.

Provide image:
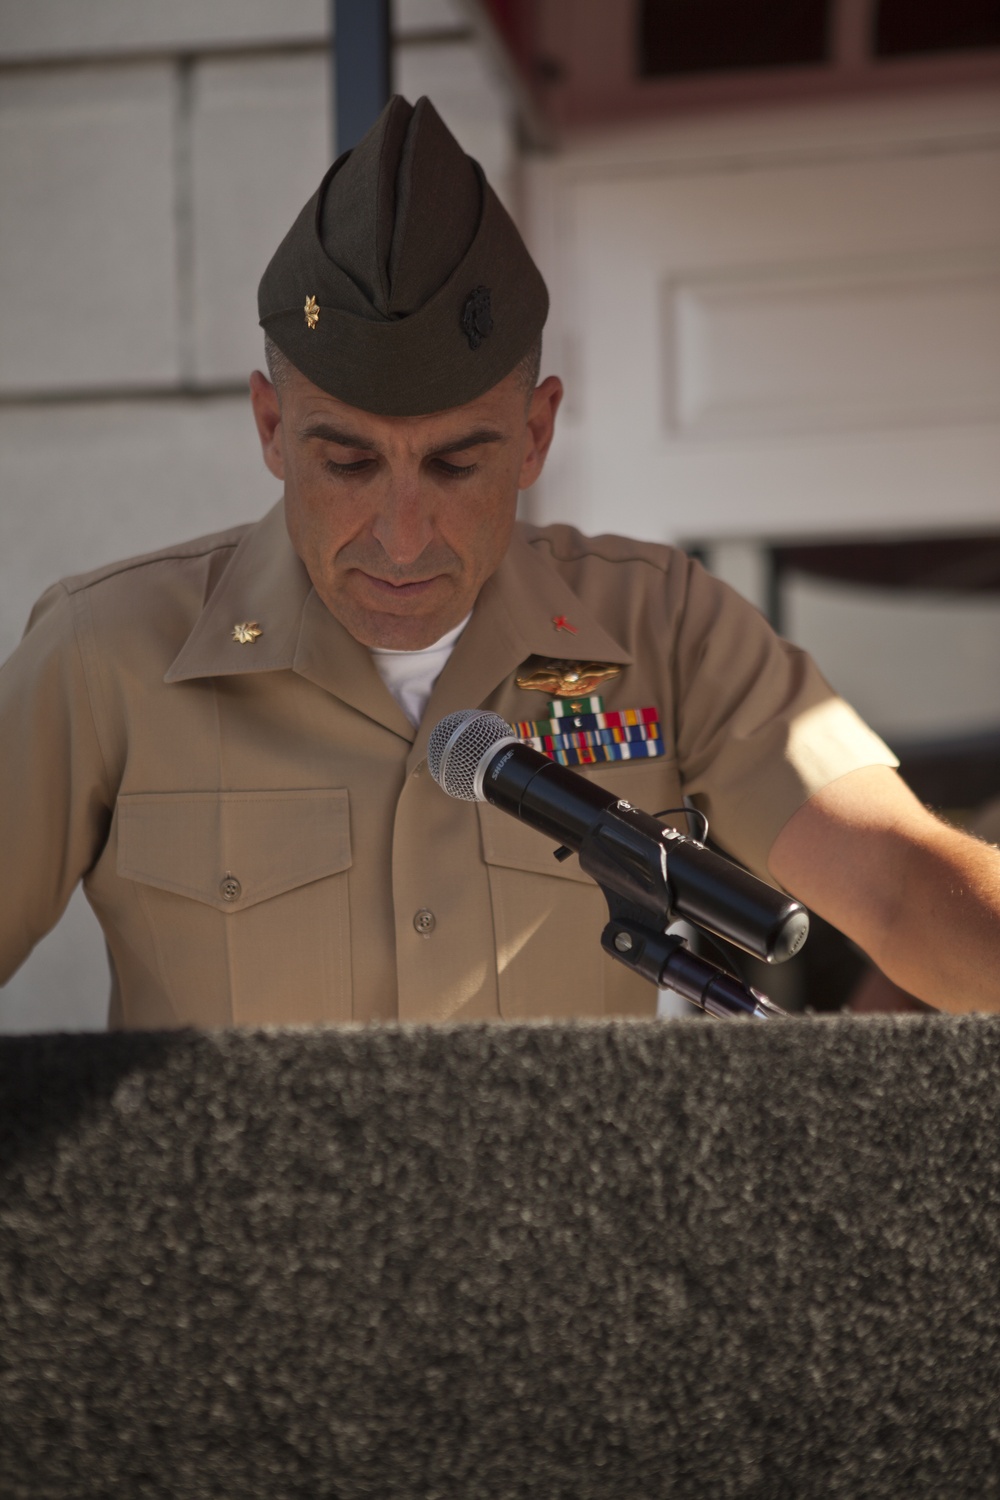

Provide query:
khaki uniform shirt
left=0, top=502, right=895, bottom=1029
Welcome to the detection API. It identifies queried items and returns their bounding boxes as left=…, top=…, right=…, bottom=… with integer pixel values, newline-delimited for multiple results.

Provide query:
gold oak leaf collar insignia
left=304, top=295, right=320, bottom=331
left=232, top=622, right=263, bottom=645
left=515, top=658, right=623, bottom=698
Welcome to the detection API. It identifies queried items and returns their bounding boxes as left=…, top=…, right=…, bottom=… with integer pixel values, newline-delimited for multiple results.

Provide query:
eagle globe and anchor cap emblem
left=461, top=285, right=493, bottom=350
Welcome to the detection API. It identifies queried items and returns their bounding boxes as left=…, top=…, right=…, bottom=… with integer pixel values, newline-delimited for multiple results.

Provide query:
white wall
left=0, top=0, right=517, bottom=1031
left=523, top=87, right=1000, bottom=544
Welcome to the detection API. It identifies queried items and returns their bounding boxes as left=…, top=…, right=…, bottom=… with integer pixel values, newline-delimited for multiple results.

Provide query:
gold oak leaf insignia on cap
left=304, top=295, right=320, bottom=331
left=232, top=622, right=263, bottom=645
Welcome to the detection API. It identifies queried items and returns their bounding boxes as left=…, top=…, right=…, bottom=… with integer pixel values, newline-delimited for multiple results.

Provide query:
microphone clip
left=596, top=890, right=786, bottom=1023
left=566, top=800, right=789, bottom=1019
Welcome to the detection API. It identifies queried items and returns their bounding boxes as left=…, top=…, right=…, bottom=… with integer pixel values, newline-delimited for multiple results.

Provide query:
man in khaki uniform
left=2, top=97, right=999, bottom=1027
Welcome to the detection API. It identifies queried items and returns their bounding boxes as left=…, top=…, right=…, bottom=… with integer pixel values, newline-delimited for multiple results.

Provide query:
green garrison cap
left=257, top=95, right=549, bottom=416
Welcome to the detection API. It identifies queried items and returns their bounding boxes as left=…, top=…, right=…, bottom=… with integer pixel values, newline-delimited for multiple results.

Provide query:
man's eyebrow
left=298, top=422, right=507, bottom=457
left=431, top=427, right=506, bottom=456
left=299, top=422, right=382, bottom=451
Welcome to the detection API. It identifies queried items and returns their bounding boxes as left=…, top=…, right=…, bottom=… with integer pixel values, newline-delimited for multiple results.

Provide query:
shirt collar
left=164, top=500, right=311, bottom=684
left=165, top=500, right=415, bottom=740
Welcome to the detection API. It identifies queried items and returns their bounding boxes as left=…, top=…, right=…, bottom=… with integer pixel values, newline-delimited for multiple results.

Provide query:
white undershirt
left=370, top=613, right=472, bottom=726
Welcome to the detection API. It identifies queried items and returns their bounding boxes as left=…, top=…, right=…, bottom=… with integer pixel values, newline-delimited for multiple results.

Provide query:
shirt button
left=220, top=874, right=242, bottom=903
left=413, top=908, right=436, bottom=936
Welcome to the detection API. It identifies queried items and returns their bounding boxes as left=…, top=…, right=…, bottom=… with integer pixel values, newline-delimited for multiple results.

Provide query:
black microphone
left=428, top=710, right=809, bottom=965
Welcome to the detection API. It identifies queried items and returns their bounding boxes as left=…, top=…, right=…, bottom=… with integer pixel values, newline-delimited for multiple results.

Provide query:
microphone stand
left=569, top=815, right=788, bottom=1021
left=600, top=899, right=786, bottom=1021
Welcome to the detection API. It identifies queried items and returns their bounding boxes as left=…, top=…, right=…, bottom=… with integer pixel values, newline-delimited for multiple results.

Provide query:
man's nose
left=370, top=478, right=435, bottom=567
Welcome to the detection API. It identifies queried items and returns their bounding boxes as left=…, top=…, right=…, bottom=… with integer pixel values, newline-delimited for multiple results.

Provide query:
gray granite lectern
left=2, top=1018, right=1000, bottom=1498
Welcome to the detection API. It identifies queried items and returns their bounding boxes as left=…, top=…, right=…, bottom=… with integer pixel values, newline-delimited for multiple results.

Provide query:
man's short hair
left=263, top=334, right=294, bottom=399
left=513, top=333, right=542, bottom=401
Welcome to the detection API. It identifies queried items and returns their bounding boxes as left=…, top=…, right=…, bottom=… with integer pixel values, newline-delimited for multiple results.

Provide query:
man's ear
left=249, top=370, right=285, bottom=481
left=518, top=375, right=563, bottom=490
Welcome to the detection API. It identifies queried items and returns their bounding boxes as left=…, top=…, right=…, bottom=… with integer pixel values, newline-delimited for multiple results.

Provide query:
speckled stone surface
left=2, top=1017, right=1000, bottom=1498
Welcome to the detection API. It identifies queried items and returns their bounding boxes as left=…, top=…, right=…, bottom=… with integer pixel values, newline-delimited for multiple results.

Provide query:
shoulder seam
left=526, top=530, right=676, bottom=577
left=61, top=535, right=244, bottom=596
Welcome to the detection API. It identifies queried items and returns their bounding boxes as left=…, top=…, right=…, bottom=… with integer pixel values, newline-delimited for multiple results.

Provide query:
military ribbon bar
left=512, top=705, right=660, bottom=740
left=547, top=695, right=605, bottom=718
left=511, top=706, right=665, bottom=766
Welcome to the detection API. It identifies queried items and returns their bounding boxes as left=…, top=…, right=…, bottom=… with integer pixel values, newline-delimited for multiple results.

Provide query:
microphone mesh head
left=427, top=710, right=515, bottom=801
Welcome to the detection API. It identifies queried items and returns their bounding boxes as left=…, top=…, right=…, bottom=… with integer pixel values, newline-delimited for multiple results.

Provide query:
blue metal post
left=333, top=0, right=392, bottom=154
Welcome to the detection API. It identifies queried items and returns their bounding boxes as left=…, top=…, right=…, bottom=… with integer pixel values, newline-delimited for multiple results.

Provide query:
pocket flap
left=477, top=757, right=683, bottom=885
left=478, top=802, right=593, bottom=883
left=118, top=790, right=351, bottom=912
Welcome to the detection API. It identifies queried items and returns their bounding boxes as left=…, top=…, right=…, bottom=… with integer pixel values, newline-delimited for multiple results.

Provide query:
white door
left=523, top=88, right=1000, bottom=546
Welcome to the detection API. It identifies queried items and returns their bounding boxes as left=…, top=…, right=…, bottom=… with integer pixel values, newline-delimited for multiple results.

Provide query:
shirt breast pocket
left=478, top=757, right=684, bottom=1021
left=116, top=789, right=353, bottom=1026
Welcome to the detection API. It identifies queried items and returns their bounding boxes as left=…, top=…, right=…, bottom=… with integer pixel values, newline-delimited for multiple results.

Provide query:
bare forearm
left=861, top=825, right=1000, bottom=1012
left=769, top=766, right=1000, bottom=1014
